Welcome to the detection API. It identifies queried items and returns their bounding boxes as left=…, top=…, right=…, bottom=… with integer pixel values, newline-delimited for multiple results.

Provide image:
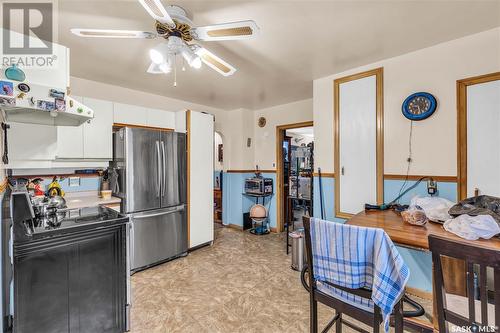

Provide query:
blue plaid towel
left=310, top=217, right=409, bottom=332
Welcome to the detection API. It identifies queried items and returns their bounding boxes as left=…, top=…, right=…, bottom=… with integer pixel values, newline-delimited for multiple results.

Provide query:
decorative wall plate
left=258, top=116, right=266, bottom=127
left=402, top=92, right=437, bottom=120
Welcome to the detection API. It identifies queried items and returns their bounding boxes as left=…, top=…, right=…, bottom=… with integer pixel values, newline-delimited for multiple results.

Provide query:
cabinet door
left=337, top=74, right=380, bottom=216
left=466, top=79, right=500, bottom=197
left=147, top=108, right=175, bottom=129
left=7, top=122, right=57, bottom=162
left=113, top=103, right=148, bottom=126
left=56, top=95, right=84, bottom=159
left=83, top=97, right=113, bottom=159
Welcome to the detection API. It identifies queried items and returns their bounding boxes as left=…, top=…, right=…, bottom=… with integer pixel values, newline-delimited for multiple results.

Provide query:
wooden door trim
left=334, top=67, right=384, bottom=219
left=457, top=72, right=500, bottom=200
left=112, top=123, right=174, bottom=132
left=275, top=121, right=314, bottom=232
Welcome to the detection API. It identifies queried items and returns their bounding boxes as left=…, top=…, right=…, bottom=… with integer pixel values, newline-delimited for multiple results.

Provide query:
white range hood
left=2, top=81, right=94, bottom=126
left=0, top=34, right=93, bottom=126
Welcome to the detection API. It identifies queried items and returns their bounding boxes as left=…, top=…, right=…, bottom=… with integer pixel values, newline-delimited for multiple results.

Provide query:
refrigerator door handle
left=161, top=141, right=166, bottom=197
left=155, top=140, right=161, bottom=198
left=129, top=221, right=135, bottom=271
left=132, top=206, right=184, bottom=219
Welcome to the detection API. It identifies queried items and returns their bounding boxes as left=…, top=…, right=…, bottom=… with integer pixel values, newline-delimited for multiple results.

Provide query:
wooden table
left=347, top=209, right=500, bottom=332
left=347, top=209, right=500, bottom=251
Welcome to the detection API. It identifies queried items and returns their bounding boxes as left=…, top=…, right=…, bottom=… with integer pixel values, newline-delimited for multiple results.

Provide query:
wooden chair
left=301, top=216, right=404, bottom=333
left=429, top=235, right=500, bottom=333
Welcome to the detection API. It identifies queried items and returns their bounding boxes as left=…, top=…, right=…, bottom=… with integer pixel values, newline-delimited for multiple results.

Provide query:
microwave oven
left=244, top=177, right=273, bottom=195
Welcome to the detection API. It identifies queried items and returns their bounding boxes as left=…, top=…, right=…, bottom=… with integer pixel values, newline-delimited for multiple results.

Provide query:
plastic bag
left=443, top=214, right=500, bottom=240
left=410, top=196, right=454, bottom=222
left=401, top=205, right=428, bottom=226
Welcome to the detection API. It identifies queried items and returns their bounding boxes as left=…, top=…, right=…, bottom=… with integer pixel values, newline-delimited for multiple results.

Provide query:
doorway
left=214, top=132, right=224, bottom=225
left=276, top=121, right=314, bottom=251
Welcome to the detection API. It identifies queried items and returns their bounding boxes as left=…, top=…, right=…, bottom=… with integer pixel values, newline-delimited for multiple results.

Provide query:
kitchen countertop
left=64, top=191, right=121, bottom=210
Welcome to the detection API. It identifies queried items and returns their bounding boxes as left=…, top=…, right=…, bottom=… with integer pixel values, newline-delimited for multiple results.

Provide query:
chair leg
left=310, top=299, right=318, bottom=333
left=335, top=313, right=342, bottom=333
left=394, top=299, right=404, bottom=333
left=373, top=307, right=380, bottom=333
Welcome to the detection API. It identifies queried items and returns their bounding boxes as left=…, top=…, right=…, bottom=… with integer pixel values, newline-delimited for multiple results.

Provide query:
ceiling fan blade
left=194, top=47, right=236, bottom=76
left=71, top=28, right=156, bottom=39
left=138, top=0, right=175, bottom=27
left=191, top=20, right=259, bottom=41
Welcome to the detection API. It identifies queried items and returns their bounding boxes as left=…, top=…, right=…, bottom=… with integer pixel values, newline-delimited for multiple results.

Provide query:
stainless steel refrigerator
left=112, top=127, right=187, bottom=272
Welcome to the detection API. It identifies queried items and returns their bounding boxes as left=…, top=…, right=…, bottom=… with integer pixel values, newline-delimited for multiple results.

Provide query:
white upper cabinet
left=56, top=96, right=84, bottom=159
left=147, top=108, right=175, bottom=129
left=82, top=97, right=113, bottom=159
left=113, top=103, right=148, bottom=126
left=56, top=96, right=113, bottom=160
left=7, top=122, right=57, bottom=165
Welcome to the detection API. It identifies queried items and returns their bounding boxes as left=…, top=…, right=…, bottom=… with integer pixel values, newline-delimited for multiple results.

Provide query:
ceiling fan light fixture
left=159, top=58, right=172, bottom=73
left=191, top=56, right=202, bottom=69
left=181, top=46, right=202, bottom=69
left=147, top=62, right=163, bottom=74
left=149, top=48, right=164, bottom=64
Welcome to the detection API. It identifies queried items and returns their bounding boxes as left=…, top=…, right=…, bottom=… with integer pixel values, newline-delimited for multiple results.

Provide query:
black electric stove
left=14, top=205, right=128, bottom=243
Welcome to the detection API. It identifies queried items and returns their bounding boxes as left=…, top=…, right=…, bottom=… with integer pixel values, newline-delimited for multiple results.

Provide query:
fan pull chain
left=173, top=54, right=177, bottom=87
left=182, top=58, right=186, bottom=72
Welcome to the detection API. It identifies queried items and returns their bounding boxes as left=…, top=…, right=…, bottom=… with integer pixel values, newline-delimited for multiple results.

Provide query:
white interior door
left=467, top=79, right=500, bottom=197
left=338, top=75, right=378, bottom=215
left=189, top=111, right=214, bottom=248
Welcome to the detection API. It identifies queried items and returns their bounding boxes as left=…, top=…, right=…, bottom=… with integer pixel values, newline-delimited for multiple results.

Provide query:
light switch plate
left=68, top=177, right=80, bottom=187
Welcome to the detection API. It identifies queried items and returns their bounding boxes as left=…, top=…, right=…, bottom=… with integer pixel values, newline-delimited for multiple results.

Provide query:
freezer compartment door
left=129, top=206, right=187, bottom=271
left=161, top=132, right=187, bottom=208
left=124, top=127, right=161, bottom=213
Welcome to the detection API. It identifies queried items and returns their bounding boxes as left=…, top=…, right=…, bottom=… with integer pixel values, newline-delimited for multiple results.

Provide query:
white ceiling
left=58, top=0, right=500, bottom=110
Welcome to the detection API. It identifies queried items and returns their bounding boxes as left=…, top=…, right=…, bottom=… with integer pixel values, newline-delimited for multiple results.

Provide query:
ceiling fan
left=71, top=0, right=259, bottom=83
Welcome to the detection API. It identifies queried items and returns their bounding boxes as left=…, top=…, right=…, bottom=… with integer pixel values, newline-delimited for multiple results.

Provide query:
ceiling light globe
left=159, top=62, right=171, bottom=73
left=191, top=57, right=202, bottom=69
left=149, top=49, right=164, bottom=64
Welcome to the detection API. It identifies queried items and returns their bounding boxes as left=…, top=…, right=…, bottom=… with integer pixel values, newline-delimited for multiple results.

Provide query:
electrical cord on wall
left=396, top=120, right=414, bottom=204
left=364, top=120, right=421, bottom=211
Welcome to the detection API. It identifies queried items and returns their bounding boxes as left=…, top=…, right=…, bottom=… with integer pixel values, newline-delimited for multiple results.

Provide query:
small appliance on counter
left=244, top=176, right=273, bottom=196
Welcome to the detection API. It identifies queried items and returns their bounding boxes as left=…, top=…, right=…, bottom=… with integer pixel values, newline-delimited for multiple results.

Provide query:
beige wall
left=70, top=77, right=225, bottom=115
left=253, top=99, right=313, bottom=170
left=314, top=27, right=500, bottom=176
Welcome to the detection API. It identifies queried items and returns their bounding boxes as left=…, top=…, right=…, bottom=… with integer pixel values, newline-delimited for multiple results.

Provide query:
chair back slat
left=479, top=265, right=488, bottom=325
left=466, top=262, right=475, bottom=323
left=429, top=235, right=500, bottom=331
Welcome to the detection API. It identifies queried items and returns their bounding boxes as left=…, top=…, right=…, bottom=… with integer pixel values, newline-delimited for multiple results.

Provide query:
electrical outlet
left=68, top=177, right=80, bottom=187
left=427, top=179, right=437, bottom=196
